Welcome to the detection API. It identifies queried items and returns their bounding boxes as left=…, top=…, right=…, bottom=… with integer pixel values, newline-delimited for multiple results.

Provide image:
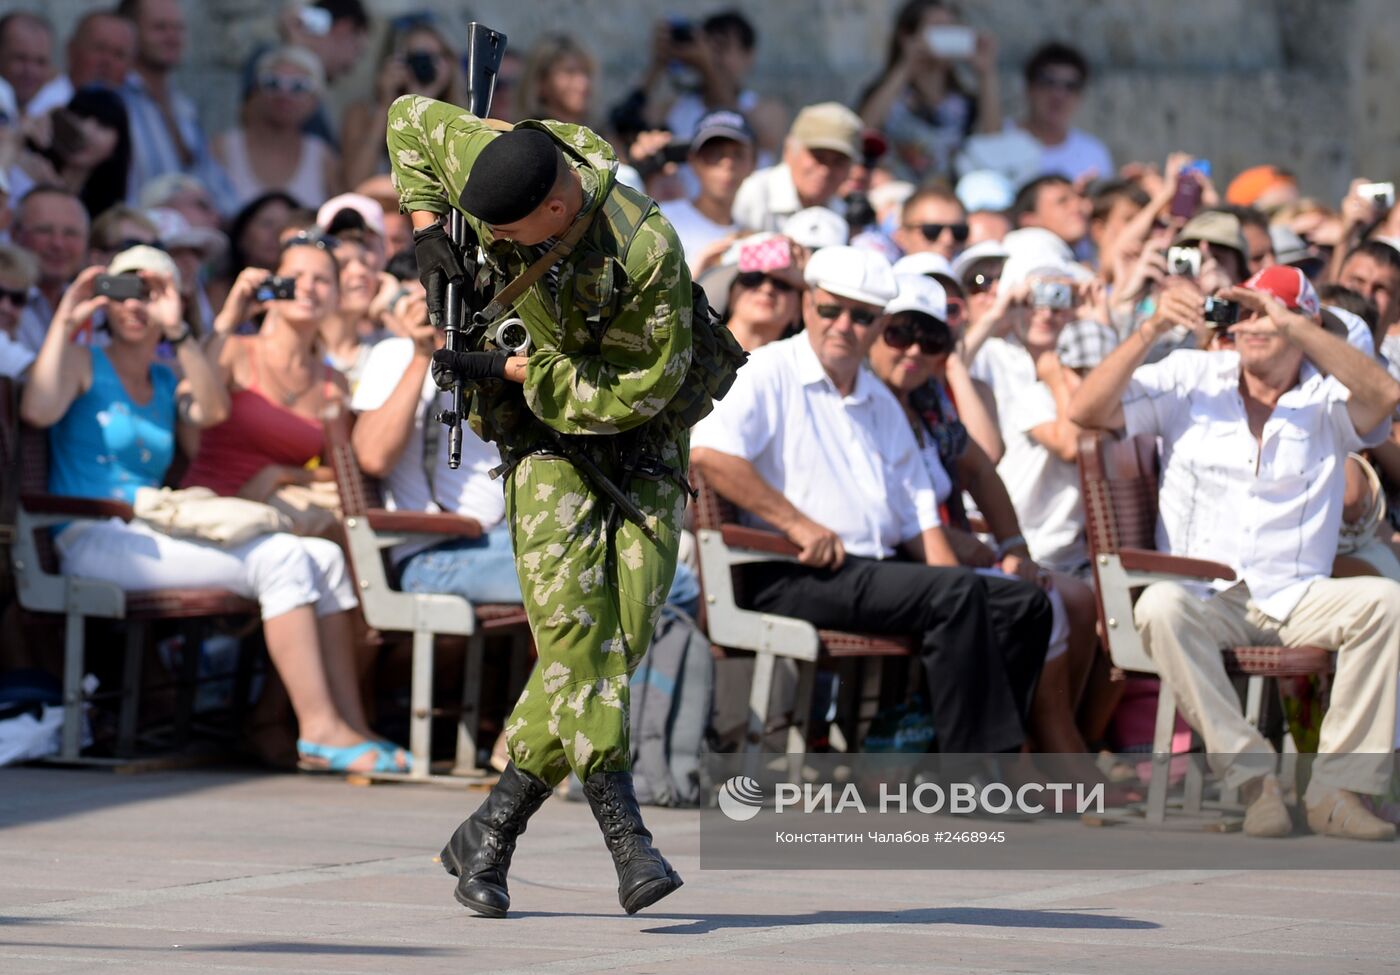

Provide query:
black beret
left=459, top=128, right=562, bottom=225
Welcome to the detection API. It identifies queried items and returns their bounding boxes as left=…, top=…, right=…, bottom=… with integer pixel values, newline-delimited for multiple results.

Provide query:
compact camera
left=1360, top=181, right=1395, bottom=209
left=1030, top=280, right=1073, bottom=310
left=924, top=25, right=976, bottom=59
left=1166, top=245, right=1202, bottom=278
left=1202, top=296, right=1241, bottom=326
left=256, top=275, right=297, bottom=302
left=94, top=274, right=146, bottom=301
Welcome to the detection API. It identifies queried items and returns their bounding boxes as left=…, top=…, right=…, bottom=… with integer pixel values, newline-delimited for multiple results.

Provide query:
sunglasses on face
left=882, top=322, right=952, bottom=355
left=735, top=270, right=796, bottom=294
left=964, top=270, right=1000, bottom=295
left=0, top=286, right=28, bottom=307
left=259, top=74, right=317, bottom=95
left=1032, top=72, right=1084, bottom=93
left=281, top=231, right=339, bottom=252
left=908, top=222, right=969, bottom=244
left=814, top=302, right=879, bottom=326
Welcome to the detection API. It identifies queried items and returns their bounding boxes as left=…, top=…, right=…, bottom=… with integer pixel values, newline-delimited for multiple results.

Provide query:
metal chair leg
left=61, top=609, right=85, bottom=760
left=407, top=629, right=434, bottom=780
left=116, top=621, right=145, bottom=757
left=1146, top=682, right=1178, bottom=825
left=746, top=652, right=776, bottom=754
left=453, top=631, right=485, bottom=775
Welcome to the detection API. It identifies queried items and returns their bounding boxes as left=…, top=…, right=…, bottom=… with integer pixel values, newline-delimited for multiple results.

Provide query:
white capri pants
left=57, top=519, right=358, bottom=620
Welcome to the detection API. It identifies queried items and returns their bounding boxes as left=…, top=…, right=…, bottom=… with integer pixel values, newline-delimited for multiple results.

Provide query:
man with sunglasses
left=893, top=185, right=969, bottom=262
left=1013, top=42, right=1111, bottom=183
left=693, top=244, right=1051, bottom=758
left=1070, top=265, right=1400, bottom=841
left=732, top=102, right=862, bottom=233
left=0, top=243, right=36, bottom=377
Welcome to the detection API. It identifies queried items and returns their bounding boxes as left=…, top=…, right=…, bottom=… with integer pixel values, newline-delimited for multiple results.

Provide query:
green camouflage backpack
left=600, top=185, right=748, bottom=430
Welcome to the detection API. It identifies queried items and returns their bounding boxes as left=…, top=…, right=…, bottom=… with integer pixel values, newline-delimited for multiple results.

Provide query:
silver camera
left=1030, top=280, right=1073, bottom=310
left=1166, top=245, right=1202, bottom=278
left=1360, top=181, right=1395, bottom=209
left=487, top=317, right=532, bottom=355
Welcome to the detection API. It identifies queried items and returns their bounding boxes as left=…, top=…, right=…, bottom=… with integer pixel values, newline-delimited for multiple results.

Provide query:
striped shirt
left=1122, top=349, right=1387, bottom=622
left=121, top=72, right=238, bottom=216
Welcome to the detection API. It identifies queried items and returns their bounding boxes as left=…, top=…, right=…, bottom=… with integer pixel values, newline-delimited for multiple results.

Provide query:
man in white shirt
left=350, top=293, right=520, bottom=604
left=692, top=245, right=1051, bottom=753
left=659, top=110, right=754, bottom=275
left=1070, top=266, right=1400, bottom=841
left=1011, top=42, right=1112, bottom=183
left=25, top=11, right=137, bottom=118
left=731, top=102, right=859, bottom=233
left=12, top=187, right=89, bottom=354
left=0, top=13, right=54, bottom=119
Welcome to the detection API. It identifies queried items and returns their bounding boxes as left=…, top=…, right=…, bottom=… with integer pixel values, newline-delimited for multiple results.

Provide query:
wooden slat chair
left=11, top=420, right=259, bottom=762
left=1077, top=431, right=1333, bottom=823
left=691, top=469, right=916, bottom=754
left=324, top=420, right=532, bottom=781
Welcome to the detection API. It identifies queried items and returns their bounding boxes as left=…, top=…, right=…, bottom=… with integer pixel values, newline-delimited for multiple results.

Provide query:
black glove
left=431, top=349, right=510, bottom=390
left=413, top=222, right=466, bottom=328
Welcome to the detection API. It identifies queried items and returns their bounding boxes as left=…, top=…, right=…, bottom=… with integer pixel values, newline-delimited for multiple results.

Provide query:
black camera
left=256, top=275, right=297, bottom=302
left=669, top=18, right=694, bottom=43
left=1203, top=296, right=1240, bottom=326
left=405, top=51, right=437, bottom=86
left=94, top=274, right=146, bottom=301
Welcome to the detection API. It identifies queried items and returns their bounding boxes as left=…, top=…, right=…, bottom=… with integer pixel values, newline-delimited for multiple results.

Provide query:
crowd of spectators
left=2, top=1, right=1399, bottom=835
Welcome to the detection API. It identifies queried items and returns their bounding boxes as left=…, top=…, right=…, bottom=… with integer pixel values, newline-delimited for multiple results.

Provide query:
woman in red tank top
left=193, top=236, right=401, bottom=773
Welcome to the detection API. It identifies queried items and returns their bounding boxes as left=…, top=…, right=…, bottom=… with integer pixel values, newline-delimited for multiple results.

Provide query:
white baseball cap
left=956, top=169, right=1014, bottom=213
left=317, top=192, right=385, bottom=238
left=782, top=206, right=848, bottom=251
left=884, top=273, right=948, bottom=321
left=109, top=244, right=182, bottom=291
left=1002, top=227, right=1075, bottom=263
left=803, top=245, right=897, bottom=308
left=892, top=252, right=954, bottom=279
left=951, top=239, right=1009, bottom=283
left=146, top=207, right=229, bottom=263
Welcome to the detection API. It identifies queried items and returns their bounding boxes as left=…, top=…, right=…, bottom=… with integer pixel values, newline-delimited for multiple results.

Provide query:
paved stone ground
left=1, top=766, right=1397, bottom=974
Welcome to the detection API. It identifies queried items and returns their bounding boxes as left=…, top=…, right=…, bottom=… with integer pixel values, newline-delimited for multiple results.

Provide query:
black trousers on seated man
left=742, top=558, right=1052, bottom=752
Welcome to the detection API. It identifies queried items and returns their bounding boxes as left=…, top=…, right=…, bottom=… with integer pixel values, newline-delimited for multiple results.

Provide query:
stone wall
left=11, top=0, right=1383, bottom=200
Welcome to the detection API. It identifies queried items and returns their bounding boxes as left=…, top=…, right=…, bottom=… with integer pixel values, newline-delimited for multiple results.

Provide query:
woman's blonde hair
left=0, top=244, right=38, bottom=289
left=517, top=34, right=595, bottom=121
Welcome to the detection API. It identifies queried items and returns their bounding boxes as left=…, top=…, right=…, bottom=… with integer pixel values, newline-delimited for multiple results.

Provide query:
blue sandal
left=297, top=739, right=411, bottom=774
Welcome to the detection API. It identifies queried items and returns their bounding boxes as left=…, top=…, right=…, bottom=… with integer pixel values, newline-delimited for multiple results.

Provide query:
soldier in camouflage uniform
left=388, top=94, right=689, bottom=917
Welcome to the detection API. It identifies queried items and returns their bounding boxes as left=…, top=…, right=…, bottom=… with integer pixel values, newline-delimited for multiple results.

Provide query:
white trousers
left=1134, top=578, right=1400, bottom=800
left=58, top=518, right=358, bottom=621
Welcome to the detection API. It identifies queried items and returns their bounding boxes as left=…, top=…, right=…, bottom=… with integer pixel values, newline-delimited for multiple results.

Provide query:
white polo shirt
left=351, top=338, right=506, bottom=559
left=691, top=332, right=939, bottom=559
left=731, top=163, right=846, bottom=234
left=1122, top=349, right=1386, bottom=621
left=970, top=336, right=1086, bottom=569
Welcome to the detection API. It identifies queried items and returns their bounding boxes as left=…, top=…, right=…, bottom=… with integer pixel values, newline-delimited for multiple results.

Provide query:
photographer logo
left=717, top=776, right=765, bottom=822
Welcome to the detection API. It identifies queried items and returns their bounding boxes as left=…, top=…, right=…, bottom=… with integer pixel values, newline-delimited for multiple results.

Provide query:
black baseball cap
left=692, top=110, right=754, bottom=151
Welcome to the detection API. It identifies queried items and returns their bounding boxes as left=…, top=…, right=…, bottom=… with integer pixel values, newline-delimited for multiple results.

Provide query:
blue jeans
left=398, top=522, right=702, bottom=614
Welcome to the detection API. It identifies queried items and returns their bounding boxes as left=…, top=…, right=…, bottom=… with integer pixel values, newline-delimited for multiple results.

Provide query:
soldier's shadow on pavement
left=511, top=907, right=1161, bottom=935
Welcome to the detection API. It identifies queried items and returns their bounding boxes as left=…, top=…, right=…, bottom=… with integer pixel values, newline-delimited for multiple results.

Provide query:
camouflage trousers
left=500, top=447, right=685, bottom=786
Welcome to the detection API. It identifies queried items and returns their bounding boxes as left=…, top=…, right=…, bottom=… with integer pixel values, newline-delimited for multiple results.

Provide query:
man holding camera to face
left=1070, top=265, right=1400, bottom=841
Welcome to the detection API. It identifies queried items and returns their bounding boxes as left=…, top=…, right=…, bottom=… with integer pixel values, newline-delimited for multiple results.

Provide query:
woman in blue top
left=20, top=246, right=406, bottom=773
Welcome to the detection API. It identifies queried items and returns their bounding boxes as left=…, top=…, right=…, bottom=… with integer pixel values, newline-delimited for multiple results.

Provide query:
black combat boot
left=439, top=762, right=554, bottom=918
left=582, top=770, right=684, bottom=914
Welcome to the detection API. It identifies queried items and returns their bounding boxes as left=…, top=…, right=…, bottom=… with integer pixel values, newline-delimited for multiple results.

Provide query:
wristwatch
left=167, top=325, right=193, bottom=346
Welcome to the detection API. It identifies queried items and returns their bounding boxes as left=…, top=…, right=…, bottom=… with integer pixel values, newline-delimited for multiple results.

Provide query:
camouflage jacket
left=387, top=95, right=693, bottom=466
